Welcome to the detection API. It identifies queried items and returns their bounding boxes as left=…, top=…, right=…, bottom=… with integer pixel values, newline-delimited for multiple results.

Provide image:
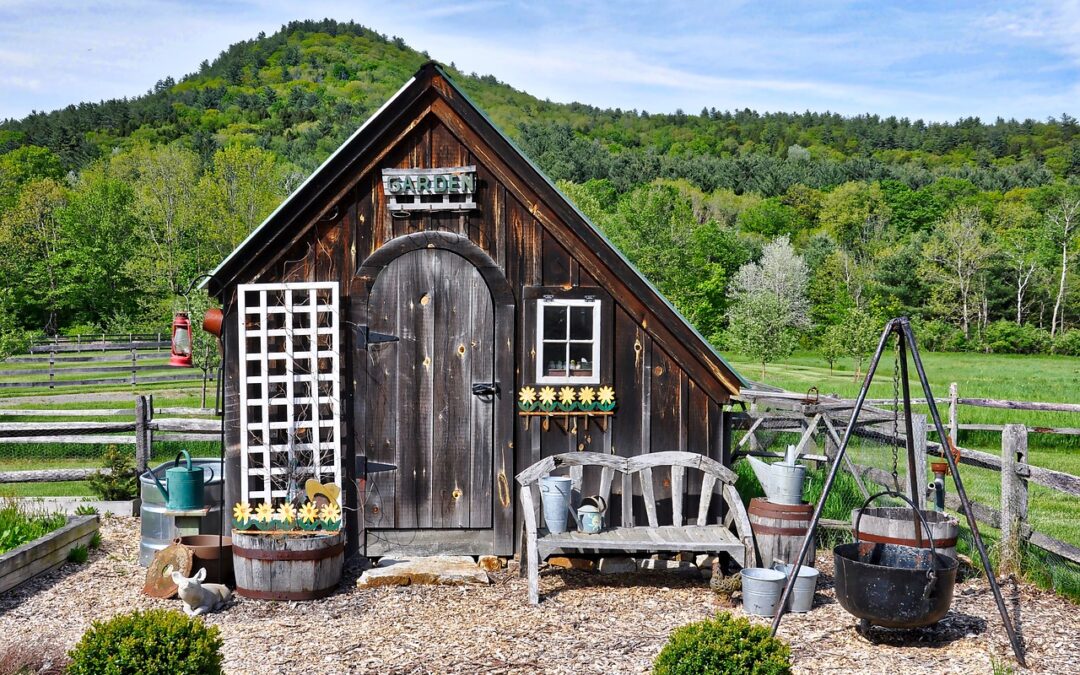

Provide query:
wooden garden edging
left=0, top=514, right=99, bottom=594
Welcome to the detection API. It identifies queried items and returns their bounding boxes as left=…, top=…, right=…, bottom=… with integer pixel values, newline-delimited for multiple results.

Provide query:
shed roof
left=204, top=62, right=747, bottom=393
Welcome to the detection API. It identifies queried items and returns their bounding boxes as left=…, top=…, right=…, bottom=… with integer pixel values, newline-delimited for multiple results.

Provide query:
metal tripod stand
left=768, top=317, right=1026, bottom=667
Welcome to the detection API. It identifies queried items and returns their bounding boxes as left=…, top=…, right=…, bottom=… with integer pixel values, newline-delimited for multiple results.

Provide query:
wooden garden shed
left=205, top=62, right=747, bottom=559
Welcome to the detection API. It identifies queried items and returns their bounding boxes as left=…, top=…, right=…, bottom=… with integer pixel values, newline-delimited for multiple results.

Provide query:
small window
left=536, top=298, right=601, bottom=384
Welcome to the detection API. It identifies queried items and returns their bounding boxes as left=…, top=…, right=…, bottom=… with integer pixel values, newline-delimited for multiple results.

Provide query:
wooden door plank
left=365, top=262, right=400, bottom=528
left=432, top=250, right=470, bottom=528
left=468, top=256, right=495, bottom=529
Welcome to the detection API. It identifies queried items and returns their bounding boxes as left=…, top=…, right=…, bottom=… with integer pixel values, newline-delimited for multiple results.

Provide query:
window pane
left=569, top=306, right=593, bottom=340
left=542, top=342, right=568, bottom=377
left=568, top=343, right=594, bottom=377
left=542, top=305, right=567, bottom=340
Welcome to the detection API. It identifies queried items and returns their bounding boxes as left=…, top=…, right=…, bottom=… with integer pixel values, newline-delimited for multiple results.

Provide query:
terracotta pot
left=202, top=308, right=223, bottom=336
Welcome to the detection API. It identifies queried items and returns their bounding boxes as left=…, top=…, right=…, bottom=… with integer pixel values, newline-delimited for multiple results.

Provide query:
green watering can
left=151, top=450, right=213, bottom=510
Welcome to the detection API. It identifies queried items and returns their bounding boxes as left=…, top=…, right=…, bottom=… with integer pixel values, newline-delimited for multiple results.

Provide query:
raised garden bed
left=0, top=514, right=98, bottom=594
left=24, top=497, right=139, bottom=517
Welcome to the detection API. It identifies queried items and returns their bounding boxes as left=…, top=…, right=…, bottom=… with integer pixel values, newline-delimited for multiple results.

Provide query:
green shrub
left=654, top=612, right=792, bottom=675
left=984, top=320, right=1051, bottom=354
left=67, top=609, right=223, bottom=675
left=915, top=319, right=966, bottom=352
left=89, top=532, right=102, bottom=549
left=88, top=446, right=138, bottom=501
left=1053, top=329, right=1080, bottom=356
left=67, top=544, right=88, bottom=563
left=74, top=504, right=99, bottom=516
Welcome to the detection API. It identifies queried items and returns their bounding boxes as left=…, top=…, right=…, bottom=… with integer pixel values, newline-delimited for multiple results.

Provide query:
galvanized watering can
left=574, top=495, right=606, bottom=534
left=151, top=449, right=213, bottom=511
left=747, top=444, right=806, bottom=505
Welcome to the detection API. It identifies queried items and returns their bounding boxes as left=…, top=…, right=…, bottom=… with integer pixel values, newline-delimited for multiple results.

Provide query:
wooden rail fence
left=0, top=340, right=215, bottom=390
left=733, top=388, right=1080, bottom=568
left=0, top=395, right=221, bottom=484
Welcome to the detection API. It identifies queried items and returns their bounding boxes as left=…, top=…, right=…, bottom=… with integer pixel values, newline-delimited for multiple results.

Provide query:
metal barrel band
left=749, top=499, right=813, bottom=516
left=233, top=541, right=344, bottom=561
left=752, top=523, right=811, bottom=536
left=236, top=586, right=337, bottom=601
left=857, top=531, right=957, bottom=549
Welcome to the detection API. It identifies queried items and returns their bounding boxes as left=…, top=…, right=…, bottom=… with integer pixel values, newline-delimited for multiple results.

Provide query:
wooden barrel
left=232, top=530, right=344, bottom=601
left=852, top=507, right=959, bottom=559
left=748, top=498, right=815, bottom=568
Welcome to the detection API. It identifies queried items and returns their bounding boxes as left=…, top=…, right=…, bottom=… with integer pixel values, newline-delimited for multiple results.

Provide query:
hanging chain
left=891, top=332, right=901, bottom=491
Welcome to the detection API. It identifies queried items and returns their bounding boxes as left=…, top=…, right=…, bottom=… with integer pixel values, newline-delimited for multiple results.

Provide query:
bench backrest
left=516, top=451, right=738, bottom=528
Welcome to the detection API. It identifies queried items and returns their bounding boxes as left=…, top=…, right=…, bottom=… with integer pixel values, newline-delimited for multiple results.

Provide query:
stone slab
left=357, top=555, right=490, bottom=588
left=598, top=556, right=637, bottom=574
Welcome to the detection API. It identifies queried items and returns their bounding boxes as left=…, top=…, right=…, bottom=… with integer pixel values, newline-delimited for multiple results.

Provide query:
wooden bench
left=517, top=451, right=755, bottom=604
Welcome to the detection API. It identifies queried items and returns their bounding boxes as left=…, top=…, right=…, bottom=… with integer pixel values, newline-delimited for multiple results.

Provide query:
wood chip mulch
left=0, top=517, right=1075, bottom=674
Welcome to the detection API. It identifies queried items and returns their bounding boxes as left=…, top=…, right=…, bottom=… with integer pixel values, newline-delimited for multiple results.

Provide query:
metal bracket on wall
left=356, top=326, right=399, bottom=350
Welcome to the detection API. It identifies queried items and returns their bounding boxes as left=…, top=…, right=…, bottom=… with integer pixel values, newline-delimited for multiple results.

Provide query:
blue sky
left=1, top=0, right=1078, bottom=123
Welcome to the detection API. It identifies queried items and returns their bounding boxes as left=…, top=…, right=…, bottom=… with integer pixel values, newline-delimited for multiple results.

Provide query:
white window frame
left=535, top=297, right=601, bottom=384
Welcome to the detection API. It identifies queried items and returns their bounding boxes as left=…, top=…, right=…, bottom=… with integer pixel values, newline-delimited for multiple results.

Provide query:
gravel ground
left=0, top=517, right=1076, bottom=674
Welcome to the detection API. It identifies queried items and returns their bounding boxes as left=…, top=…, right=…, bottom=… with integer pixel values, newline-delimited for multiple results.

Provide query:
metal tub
left=139, top=458, right=225, bottom=566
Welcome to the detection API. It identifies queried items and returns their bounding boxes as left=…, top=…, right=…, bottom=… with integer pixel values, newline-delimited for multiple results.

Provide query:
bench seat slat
left=537, top=525, right=743, bottom=553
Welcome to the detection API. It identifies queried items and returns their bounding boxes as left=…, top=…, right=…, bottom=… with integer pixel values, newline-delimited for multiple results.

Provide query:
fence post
left=48, top=351, right=55, bottom=390
left=948, top=382, right=958, bottom=447
left=131, top=348, right=137, bottom=387
left=135, top=395, right=150, bottom=474
left=1000, top=424, right=1029, bottom=575
left=912, top=413, right=928, bottom=510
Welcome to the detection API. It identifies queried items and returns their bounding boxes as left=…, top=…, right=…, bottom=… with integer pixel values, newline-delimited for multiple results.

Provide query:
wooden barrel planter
left=232, top=530, right=344, bottom=601
left=748, top=498, right=815, bottom=568
left=852, top=507, right=959, bottom=559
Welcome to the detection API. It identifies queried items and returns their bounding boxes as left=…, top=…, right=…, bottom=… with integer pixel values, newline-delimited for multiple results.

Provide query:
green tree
left=196, top=145, right=284, bottom=259
left=0, top=178, right=67, bottom=332
left=921, top=207, right=996, bottom=338
left=819, top=324, right=845, bottom=374
left=818, top=181, right=891, bottom=256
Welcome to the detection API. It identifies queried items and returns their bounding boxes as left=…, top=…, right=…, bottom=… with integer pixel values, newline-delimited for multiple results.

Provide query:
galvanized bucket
left=741, top=567, right=787, bottom=616
left=540, top=476, right=573, bottom=534
left=773, top=562, right=819, bottom=613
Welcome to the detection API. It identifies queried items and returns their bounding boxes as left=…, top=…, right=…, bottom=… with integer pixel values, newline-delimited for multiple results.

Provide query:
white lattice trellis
left=238, top=282, right=342, bottom=505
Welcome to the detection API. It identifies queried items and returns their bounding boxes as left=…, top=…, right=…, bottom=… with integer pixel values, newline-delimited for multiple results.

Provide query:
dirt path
left=0, top=517, right=1074, bottom=674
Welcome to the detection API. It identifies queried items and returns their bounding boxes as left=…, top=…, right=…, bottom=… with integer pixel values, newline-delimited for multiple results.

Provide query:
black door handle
left=472, top=382, right=499, bottom=397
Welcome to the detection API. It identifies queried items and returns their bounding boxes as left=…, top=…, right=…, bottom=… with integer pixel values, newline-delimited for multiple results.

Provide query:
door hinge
left=357, top=325, right=399, bottom=350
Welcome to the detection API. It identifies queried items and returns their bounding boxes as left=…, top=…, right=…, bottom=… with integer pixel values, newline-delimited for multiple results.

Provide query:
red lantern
left=169, top=312, right=193, bottom=367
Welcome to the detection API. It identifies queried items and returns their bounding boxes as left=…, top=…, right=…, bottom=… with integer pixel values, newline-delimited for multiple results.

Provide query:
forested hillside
left=1, top=19, right=1078, bottom=363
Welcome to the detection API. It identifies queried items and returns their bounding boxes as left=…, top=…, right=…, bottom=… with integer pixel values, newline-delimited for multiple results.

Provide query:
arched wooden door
left=363, top=248, right=496, bottom=533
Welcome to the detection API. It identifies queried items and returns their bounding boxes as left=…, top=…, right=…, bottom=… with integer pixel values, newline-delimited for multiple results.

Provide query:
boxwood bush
left=984, top=320, right=1051, bottom=354
left=654, top=612, right=792, bottom=675
left=67, top=609, right=223, bottom=675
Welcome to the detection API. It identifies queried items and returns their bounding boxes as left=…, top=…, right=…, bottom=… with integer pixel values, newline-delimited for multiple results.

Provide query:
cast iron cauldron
left=833, top=491, right=958, bottom=630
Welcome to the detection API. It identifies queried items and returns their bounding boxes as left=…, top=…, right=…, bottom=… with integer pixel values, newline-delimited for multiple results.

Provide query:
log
left=1028, top=531, right=1080, bottom=565
left=0, top=421, right=135, bottom=436
left=233, top=530, right=344, bottom=601
left=0, top=435, right=135, bottom=445
left=956, top=397, right=1080, bottom=414
left=0, top=468, right=103, bottom=483
left=0, top=408, right=134, bottom=417
left=151, top=418, right=222, bottom=432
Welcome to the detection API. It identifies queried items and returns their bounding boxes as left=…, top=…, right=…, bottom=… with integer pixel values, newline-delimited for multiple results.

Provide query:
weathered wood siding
left=220, top=75, right=731, bottom=554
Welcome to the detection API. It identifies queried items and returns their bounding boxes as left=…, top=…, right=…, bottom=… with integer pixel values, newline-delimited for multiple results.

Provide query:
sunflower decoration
left=276, top=502, right=297, bottom=527
left=557, top=386, right=577, bottom=412
left=518, top=386, right=538, bottom=412
left=319, top=501, right=342, bottom=530
left=232, top=501, right=253, bottom=530
left=577, top=386, right=597, bottom=411
left=298, top=501, right=320, bottom=530
left=254, top=501, right=276, bottom=529
left=537, top=386, right=558, bottom=412
left=597, top=385, right=617, bottom=411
